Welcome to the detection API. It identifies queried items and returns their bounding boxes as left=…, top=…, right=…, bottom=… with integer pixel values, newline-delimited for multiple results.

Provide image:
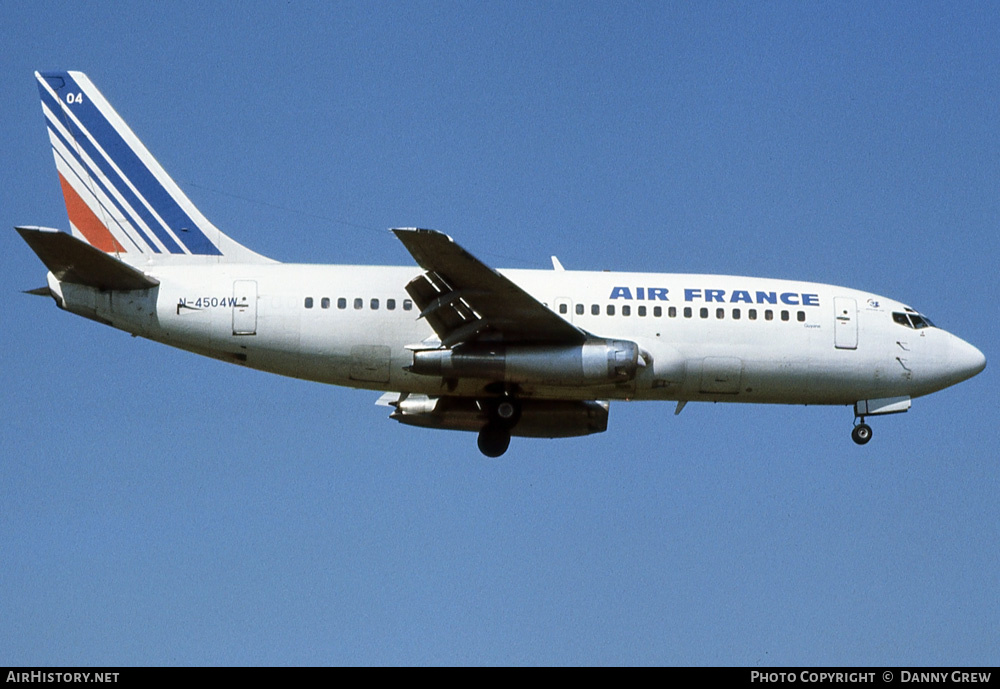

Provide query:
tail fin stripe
left=38, top=81, right=187, bottom=254
left=39, top=73, right=209, bottom=254
left=45, top=111, right=160, bottom=254
left=57, top=173, right=126, bottom=253
left=54, top=84, right=207, bottom=253
left=33, top=70, right=277, bottom=265
left=58, top=73, right=225, bottom=257
left=52, top=143, right=146, bottom=253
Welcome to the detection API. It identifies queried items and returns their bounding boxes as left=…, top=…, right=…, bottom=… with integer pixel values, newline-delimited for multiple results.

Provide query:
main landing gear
left=477, top=397, right=521, bottom=457
left=851, top=418, right=873, bottom=445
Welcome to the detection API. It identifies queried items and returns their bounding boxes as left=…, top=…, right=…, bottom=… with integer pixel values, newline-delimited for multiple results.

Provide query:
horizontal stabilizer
left=16, top=226, right=159, bottom=291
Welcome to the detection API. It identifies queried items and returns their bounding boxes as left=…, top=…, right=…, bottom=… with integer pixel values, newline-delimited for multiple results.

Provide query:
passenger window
left=733, top=308, right=740, bottom=320
left=654, top=306, right=663, bottom=317
left=304, top=297, right=313, bottom=309
left=371, top=299, right=379, bottom=310
left=403, top=299, right=413, bottom=311
left=749, top=309, right=757, bottom=321
left=337, top=297, right=346, bottom=309
left=354, top=298, right=363, bottom=310
left=576, top=304, right=584, bottom=315
left=781, top=310, right=789, bottom=321
left=765, top=310, right=773, bottom=321
left=700, top=307, right=708, bottom=319
left=716, top=308, right=724, bottom=319
left=592, top=304, right=600, bottom=316
left=638, top=306, right=647, bottom=317
left=321, top=297, right=330, bottom=309
left=387, top=299, right=396, bottom=310
left=667, top=306, right=675, bottom=318
left=622, top=305, right=631, bottom=316
left=684, top=307, right=692, bottom=318
left=797, top=311, right=805, bottom=322
left=559, top=303, right=568, bottom=314
left=607, top=305, right=615, bottom=316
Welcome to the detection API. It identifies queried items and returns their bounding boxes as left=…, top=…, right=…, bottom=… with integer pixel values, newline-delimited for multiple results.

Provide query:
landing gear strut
left=476, top=397, right=521, bottom=457
left=851, top=419, right=872, bottom=445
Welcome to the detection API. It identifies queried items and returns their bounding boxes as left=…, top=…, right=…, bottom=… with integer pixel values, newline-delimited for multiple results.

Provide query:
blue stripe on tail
left=38, top=72, right=222, bottom=256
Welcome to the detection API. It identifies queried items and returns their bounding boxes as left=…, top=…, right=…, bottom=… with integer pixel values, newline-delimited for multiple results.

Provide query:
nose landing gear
left=851, top=418, right=872, bottom=445
left=850, top=397, right=911, bottom=446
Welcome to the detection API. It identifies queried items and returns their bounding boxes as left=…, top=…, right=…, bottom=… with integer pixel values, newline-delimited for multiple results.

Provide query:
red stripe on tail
left=58, top=174, right=126, bottom=253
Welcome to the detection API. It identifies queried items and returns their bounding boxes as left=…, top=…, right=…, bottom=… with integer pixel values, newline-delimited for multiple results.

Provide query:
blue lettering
left=648, top=287, right=669, bottom=301
left=609, top=286, right=633, bottom=300
left=636, top=287, right=645, bottom=300
left=675, top=288, right=820, bottom=305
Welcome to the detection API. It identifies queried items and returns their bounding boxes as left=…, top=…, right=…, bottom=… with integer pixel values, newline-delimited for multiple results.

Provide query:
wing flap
left=16, top=226, right=159, bottom=291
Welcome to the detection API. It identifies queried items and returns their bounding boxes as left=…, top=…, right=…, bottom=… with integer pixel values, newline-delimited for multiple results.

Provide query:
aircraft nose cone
left=949, top=336, right=986, bottom=383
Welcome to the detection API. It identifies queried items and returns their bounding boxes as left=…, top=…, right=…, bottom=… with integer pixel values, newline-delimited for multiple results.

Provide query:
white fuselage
left=47, top=262, right=984, bottom=407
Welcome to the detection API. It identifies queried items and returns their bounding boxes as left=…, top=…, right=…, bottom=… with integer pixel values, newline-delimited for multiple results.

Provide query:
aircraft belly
left=349, top=345, right=392, bottom=383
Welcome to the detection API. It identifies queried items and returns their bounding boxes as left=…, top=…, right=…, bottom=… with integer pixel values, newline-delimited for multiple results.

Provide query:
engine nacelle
left=408, top=339, right=640, bottom=386
left=390, top=396, right=609, bottom=438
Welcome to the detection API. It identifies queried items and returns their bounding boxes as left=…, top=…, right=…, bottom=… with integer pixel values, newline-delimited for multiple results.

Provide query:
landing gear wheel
left=478, top=424, right=511, bottom=458
left=852, top=423, right=872, bottom=445
left=491, top=397, right=522, bottom=427
left=496, top=400, right=517, bottom=421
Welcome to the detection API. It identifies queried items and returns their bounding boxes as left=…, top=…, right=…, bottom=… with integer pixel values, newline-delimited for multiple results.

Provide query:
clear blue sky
left=2, top=1, right=997, bottom=666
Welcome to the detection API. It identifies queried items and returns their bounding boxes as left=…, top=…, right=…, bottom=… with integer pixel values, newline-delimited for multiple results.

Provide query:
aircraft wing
left=393, top=228, right=586, bottom=347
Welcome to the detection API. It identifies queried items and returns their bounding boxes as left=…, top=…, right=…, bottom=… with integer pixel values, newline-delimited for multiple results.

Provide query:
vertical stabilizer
left=35, top=71, right=274, bottom=264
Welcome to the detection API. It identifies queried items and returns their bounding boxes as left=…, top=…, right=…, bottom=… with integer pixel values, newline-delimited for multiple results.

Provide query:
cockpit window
left=892, top=311, right=935, bottom=329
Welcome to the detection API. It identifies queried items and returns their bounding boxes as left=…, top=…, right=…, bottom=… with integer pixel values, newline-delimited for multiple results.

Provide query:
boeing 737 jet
left=18, top=71, right=986, bottom=456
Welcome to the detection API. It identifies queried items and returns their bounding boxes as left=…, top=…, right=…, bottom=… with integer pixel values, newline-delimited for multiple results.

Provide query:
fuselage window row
left=306, top=295, right=806, bottom=323
left=565, top=303, right=807, bottom=323
left=304, top=297, right=413, bottom=311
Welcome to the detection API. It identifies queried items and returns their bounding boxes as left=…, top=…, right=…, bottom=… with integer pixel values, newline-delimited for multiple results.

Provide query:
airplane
left=18, top=71, right=986, bottom=457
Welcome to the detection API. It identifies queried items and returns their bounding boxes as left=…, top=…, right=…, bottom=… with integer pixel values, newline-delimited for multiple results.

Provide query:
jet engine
left=388, top=395, right=609, bottom=438
left=407, top=339, right=640, bottom=386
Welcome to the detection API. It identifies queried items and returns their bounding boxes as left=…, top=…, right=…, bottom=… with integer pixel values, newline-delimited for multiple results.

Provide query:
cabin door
left=233, top=280, right=258, bottom=336
left=834, top=297, right=857, bottom=350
